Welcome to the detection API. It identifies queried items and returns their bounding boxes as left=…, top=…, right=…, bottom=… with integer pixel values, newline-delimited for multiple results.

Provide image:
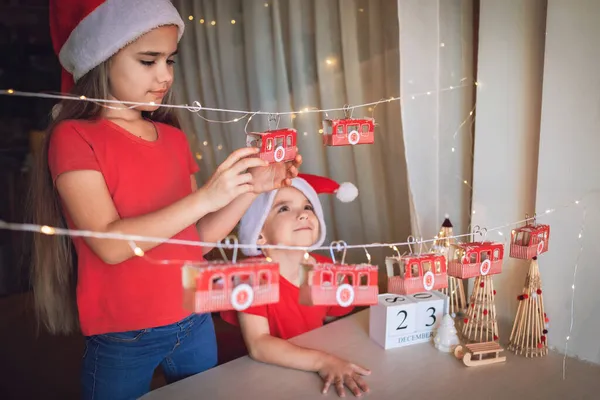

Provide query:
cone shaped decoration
left=508, top=257, right=549, bottom=357
left=462, top=276, right=499, bottom=343
left=433, top=215, right=467, bottom=316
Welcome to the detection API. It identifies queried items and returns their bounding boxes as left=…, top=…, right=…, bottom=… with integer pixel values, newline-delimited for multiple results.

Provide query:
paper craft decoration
left=322, top=116, right=375, bottom=146
left=181, top=236, right=280, bottom=313
left=510, top=215, right=550, bottom=259
left=508, top=257, right=549, bottom=357
left=246, top=128, right=298, bottom=163
left=299, top=241, right=378, bottom=307
left=448, top=238, right=504, bottom=279
left=369, top=291, right=445, bottom=349
left=449, top=231, right=504, bottom=343
left=385, top=237, right=448, bottom=295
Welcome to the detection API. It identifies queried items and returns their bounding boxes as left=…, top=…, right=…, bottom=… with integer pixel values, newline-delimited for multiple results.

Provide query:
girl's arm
left=55, top=148, right=265, bottom=265
left=238, top=313, right=370, bottom=397
left=191, top=177, right=258, bottom=254
left=193, top=154, right=302, bottom=253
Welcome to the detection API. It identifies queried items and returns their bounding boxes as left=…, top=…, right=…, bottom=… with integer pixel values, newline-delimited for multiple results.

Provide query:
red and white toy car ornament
left=246, top=115, right=298, bottom=164
left=299, top=241, right=379, bottom=308
left=385, top=236, right=449, bottom=295
left=322, top=106, right=375, bottom=147
left=181, top=236, right=280, bottom=313
left=509, top=214, right=550, bottom=259
left=447, top=228, right=505, bottom=279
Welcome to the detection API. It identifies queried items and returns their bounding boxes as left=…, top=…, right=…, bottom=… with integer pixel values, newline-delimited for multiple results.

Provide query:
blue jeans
left=81, top=313, right=217, bottom=400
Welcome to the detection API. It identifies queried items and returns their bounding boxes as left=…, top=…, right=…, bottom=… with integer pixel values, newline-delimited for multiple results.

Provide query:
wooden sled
left=454, top=341, right=506, bottom=367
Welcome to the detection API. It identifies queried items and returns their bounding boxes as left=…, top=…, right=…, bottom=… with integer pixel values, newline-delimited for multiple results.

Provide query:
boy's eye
left=277, top=205, right=290, bottom=213
left=305, top=205, right=314, bottom=211
left=167, top=59, right=176, bottom=65
left=140, top=60, right=155, bottom=66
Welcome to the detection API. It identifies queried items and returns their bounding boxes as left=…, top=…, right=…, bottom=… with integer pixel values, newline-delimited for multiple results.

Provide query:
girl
left=31, top=1, right=301, bottom=399
left=221, top=174, right=371, bottom=398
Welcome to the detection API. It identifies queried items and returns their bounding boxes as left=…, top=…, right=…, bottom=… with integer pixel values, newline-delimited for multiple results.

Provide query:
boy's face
left=258, top=187, right=320, bottom=249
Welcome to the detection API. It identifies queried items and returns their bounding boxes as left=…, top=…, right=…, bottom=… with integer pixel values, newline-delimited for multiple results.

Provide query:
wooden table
left=142, top=310, right=600, bottom=399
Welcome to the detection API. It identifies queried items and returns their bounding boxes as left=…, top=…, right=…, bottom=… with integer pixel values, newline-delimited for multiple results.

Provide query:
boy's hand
left=317, top=354, right=370, bottom=397
left=249, top=153, right=302, bottom=194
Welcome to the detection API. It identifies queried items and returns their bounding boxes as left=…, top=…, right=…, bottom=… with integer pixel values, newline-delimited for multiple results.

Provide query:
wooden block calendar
left=369, top=292, right=445, bottom=349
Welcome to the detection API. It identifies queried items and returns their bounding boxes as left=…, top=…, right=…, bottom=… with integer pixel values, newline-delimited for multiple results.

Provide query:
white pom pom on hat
left=299, top=173, right=359, bottom=203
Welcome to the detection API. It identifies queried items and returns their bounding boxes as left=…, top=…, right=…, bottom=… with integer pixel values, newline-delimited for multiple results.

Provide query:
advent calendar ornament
left=448, top=229, right=504, bottom=343
left=385, top=236, right=448, bottom=295
left=434, top=314, right=461, bottom=353
left=369, top=292, right=444, bottom=349
left=432, top=216, right=467, bottom=317
left=299, top=241, right=378, bottom=307
left=322, top=106, right=375, bottom=146
left=510, top=214, right=550, bottom=259
left=181, top=236, right=280, bottom=313
left=508, top=257, right=549, bottom=357
left=246, top=114, right=298, bottom=163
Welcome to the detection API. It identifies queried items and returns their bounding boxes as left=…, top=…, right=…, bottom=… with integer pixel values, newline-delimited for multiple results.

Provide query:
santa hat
left=239, top=173, right=358, bottom=256
left=49, top=0, right=185, bottom=93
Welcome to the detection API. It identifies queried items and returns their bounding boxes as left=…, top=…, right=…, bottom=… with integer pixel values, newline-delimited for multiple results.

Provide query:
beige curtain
left=172, top=0, right=411, bottom=278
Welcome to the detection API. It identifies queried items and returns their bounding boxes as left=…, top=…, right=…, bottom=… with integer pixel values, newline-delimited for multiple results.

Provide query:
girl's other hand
left=198, top=147, right=267, bottom=213
left=249, top=153, right=302, bottom=194
left=317, top=354, right=370, bottom=397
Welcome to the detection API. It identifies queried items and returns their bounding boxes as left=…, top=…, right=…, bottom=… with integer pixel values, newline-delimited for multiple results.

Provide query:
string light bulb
left=188, top=15, right=193, bottom=21
left=40, top=225, right=55, bottom=235
left=199, top=19, right=205, bottom=24
left=211, top=20, right=216, bottom=26
left=134, top=247, right=145, bottom=257
left=231, top=20, right=236, bottom=24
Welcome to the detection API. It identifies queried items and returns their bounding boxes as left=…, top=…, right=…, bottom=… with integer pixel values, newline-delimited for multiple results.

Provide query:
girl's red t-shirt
left=220, top=254, right=355, bottom=340
left=48, top=118, right=203, bottom=336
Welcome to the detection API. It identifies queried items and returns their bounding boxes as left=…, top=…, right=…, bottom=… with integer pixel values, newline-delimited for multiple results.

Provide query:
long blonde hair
left=29, top=60, right=180, bottom=334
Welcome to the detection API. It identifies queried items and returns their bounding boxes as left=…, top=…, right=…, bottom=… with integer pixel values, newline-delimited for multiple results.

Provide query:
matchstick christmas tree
left=508, top=257, right=549, bottom=357
left=448, top=240, right=504, bottom=343
left=433, top=215, right=466, bottom=317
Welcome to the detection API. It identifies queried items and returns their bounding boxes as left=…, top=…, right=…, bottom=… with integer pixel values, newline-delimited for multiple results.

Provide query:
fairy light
left=440, top=42, right=445, bottom=47
left=0, top=193, right=591, bottom=255
left=134, top=247, right=145, bottom=257
left=211, top=21, right=216, bottom=26
left=199, top=19, right=205, bottom=24
left=79, top=95, right=86, bottom=100
left=203, top=141, right=208, bottom=146
left=217, top=144, right=223, bottom=150
left=318, top=128, right=323, bottom=134
left=264, top=2, right=269, bottom=7
left=562, top=199, right=586, bottom=380
left=188, top=15, right=193, bottom=21
left=195, top=153, right=203, bottom=160
left=231, top=20, right=236, bottom=24
left=40, top=225, right=55, bottom=235
left=0, top=82, right=473, bottom=118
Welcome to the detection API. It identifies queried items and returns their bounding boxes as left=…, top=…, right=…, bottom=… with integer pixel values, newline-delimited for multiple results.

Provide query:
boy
left=221, top=173, right=371, bottom=398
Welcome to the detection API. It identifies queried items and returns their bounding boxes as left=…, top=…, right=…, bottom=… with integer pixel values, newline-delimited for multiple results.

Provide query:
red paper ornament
left=541, top=335, right=546, bottom=342
left=537, top=289, right=542, bottom=295
left=480, top=282, right=485, bottom=288
left=494, top=335, right=498, bottom=341
left=493, top=289, right=497, bottom=295
left=523, top=294, right=529, bottom=299
left=464, top=318, right=469, bottom=324
left=483, top=309, right=488, bottom=316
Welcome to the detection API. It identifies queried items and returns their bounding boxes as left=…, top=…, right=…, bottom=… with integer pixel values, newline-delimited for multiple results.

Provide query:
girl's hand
left=198, top=147, right=268, bottom=213
left=317, top=354, right=371, bottom=397
left=249, top=153, right=302, bottom=194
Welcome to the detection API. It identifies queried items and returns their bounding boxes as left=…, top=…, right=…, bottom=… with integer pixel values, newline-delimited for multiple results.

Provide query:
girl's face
left=108, top=25, right=178, bottom=112
left=258, top=187, right=320, bottom=249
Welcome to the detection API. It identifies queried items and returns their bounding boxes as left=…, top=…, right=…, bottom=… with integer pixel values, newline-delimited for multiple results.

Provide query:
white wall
left=536, top=0, right=600, bottom=365
left=398, top=0, right=474, bottom=241
left=470, top=0, right=547, bottom=323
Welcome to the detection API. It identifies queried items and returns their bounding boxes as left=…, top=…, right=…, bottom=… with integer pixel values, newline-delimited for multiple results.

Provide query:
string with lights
left=562, top=200, right=587, bottom=380
left=0, top=195, right=588, bottom=257
left=0, top=81, right=475, bottom=119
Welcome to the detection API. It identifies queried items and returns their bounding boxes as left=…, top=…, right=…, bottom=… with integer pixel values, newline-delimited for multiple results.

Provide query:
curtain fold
left=172, top=0, right=410, bottom=275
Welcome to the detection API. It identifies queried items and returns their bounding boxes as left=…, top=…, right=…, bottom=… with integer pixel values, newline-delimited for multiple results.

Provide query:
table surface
left=141, top=310, right=600, bottom=400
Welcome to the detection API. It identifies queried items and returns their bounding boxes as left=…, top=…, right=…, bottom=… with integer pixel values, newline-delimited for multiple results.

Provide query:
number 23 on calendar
left=369, top=292, right=445, bottom=349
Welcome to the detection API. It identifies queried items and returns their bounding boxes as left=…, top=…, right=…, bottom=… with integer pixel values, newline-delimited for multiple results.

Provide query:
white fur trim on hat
left=59, top=0, right=185, bottom=82
left=239, top=177, right=327, bottom=256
